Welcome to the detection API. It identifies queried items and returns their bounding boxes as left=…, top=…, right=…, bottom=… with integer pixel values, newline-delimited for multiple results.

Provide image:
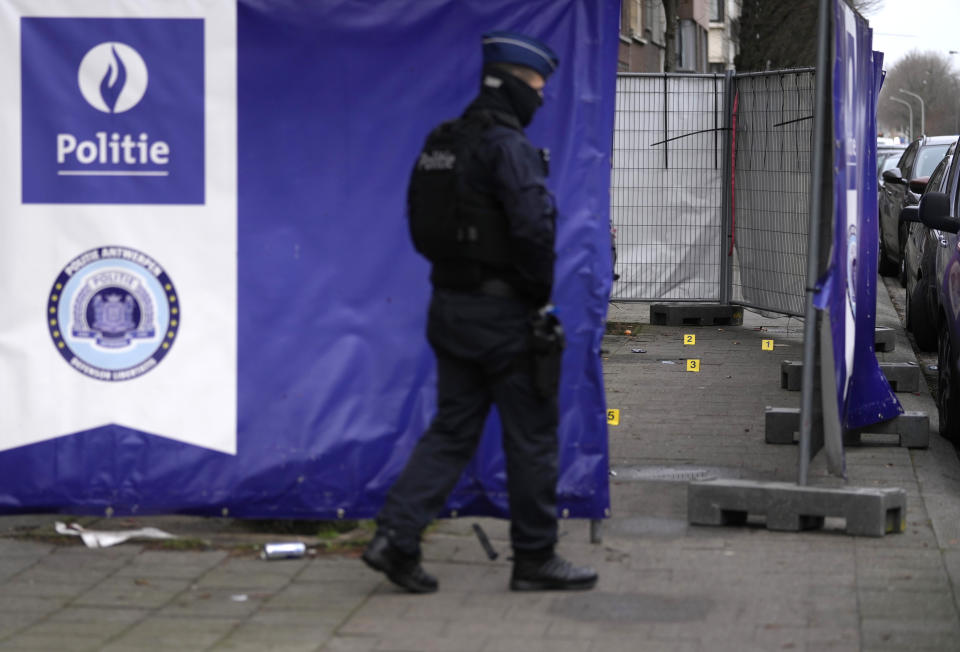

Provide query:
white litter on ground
left=55, top=521, right=177, bottom=548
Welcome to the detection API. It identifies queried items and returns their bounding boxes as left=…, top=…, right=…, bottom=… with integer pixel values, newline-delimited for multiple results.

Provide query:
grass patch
left=238, top=519, right=367, bottom=537
left=312, top=538, right=369, bottom=555
left=7, top=532, right=85, bottom=547
left=5, top=519, right=378, bottom=557
left=605, top=321, right=645, bottom=335
left=144, top=538, right=212, bottom=551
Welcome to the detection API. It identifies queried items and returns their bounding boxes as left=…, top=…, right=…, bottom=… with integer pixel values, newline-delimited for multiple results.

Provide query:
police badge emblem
left=48, top=246, right=179, bottom=381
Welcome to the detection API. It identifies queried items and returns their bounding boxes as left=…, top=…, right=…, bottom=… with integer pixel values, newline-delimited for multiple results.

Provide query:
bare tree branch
left=735, top=0, right=885, bottom=72
left=877, top=50, right=960, bottom=138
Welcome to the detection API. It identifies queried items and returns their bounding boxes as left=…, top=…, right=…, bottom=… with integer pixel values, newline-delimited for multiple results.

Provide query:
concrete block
left=879, top=362, right=921, bottom=392
left=780, top=360, right=921, bottom=393
left=649, top=303, right=743, bottom=327
left=874, top=326, right=896, bottom=352
left=846, top=411, right=929, bottom=449
left=780, top=360, right=803, bottom=390
left=763, top=407, right=928, bottom=448
left=688, top=479, right=907, bottom=537
left=589, top=519, right=603, bottom=544
left=765, top=406, right=800, bottom=444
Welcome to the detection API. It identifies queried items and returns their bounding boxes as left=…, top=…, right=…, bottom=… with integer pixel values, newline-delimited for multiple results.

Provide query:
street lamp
left=899, top=89, right=925, bottom=137
left=891, top=96, right=913, bottom=141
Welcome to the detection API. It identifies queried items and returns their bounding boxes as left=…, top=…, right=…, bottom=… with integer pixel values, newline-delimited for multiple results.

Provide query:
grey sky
left=867, top=0, right=960, bottom=69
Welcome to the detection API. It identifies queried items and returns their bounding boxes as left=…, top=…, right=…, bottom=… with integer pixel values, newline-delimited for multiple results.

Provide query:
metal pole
left=899, top=89, right=924, bottom=137
left=714, top=75, right=719, bottom=171
left=798, top=0, right=831, bottom=486
left=663, top=74, right=669, bottom=169
left=890, top=97, right=913, bottom=142
left=719, top=70, right=735, bottom=304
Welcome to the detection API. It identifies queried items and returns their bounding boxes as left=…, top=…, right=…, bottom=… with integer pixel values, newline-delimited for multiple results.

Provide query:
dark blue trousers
left=376, top=289, right=559, bottom=558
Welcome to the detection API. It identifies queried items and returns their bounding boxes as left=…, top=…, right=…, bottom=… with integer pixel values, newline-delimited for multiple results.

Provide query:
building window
left=622, top=0, right=643, bottom=38
left=644, top=0, right=665, bottom=44
left=701, top=27, right=709, bottom=70
left=677, top=19, right=698, bottom=71
left=710, top=0, right=724, bottom=23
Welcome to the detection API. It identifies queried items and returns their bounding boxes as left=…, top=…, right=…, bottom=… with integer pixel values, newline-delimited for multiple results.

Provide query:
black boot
left=362, top=533, right=438, bottom=594
left=510, top=554, right=598, bottom=591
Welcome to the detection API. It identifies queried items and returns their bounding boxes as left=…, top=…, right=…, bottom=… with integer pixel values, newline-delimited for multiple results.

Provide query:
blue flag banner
left=0, top=0, right=617, bottom=520
left=816, top=0, right=901, bottom=445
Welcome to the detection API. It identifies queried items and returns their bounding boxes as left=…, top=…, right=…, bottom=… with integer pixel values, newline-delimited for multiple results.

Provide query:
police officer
left=362, top=31, right=597, bottom=594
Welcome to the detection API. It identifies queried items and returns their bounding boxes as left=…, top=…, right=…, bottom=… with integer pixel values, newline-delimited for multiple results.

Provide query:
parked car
left=877, top=144, right=906, bottom=202
left=879, top=135, right=958, bottom=282
left=913, top=151, right=960, bottom=442
left=900, top=144, right=953, bottom=351
left=877, top=142, right=906, bottom=182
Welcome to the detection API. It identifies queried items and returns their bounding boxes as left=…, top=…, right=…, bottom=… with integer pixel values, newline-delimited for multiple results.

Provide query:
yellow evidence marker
left=607, top=409, right=620, bottom=425
left=687, top=359, right=700, bottom=372
left=683, top=334, right=695, bottom=345
left=762, top=339, right=774, bottom=351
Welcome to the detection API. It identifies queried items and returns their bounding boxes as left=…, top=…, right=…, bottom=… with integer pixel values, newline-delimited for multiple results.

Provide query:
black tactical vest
left=407, top=114, right=510, bottom=268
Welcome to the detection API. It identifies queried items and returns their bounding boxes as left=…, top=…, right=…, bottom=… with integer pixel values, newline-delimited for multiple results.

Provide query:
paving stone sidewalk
left=1, top=278, right=958, bottom=651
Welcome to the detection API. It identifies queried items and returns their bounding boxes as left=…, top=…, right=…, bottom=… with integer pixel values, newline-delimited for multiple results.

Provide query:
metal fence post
left=663, top=73, right=669, bottom=170
left=798, top=0, right=832, bottom=486
left=719, top=70, right=735, bottom=305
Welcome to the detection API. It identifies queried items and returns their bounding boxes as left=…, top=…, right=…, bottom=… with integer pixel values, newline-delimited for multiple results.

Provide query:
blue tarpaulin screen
left=816, top=0, right=901, bottom=463
left=0, top=0, right=617, bottom=520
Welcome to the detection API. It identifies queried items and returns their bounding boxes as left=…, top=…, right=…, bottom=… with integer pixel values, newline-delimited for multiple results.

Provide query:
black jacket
left=430, top=85, right=557, bottom=306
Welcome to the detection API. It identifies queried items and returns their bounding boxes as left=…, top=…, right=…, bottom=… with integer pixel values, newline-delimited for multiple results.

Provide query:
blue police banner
left=815, top=0, right=901, bottom=470
left=0, top=0, right=618, bottom=519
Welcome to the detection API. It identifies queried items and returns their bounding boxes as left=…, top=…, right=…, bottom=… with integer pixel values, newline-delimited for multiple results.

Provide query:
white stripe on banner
left=58, top=171, right=171, bottom=177
left=844, top=188, right=858, bottom=401
left=0, top=0, right=237, bottom=454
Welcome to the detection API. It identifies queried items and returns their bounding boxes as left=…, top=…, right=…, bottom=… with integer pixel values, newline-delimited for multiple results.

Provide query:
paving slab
left=97, top=616, right=239, bottom=651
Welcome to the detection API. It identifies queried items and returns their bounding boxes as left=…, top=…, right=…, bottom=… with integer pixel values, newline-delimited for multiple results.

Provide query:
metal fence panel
left=611, top=74, right=726, bottom=301
left=610, top=70, right=814, bottom=315
left=729, top=70, right=814, bottom=316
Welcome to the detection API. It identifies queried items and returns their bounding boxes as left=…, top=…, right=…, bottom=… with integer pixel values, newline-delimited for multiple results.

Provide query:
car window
left=927, top=157, right=948, bottom=193
left=938, top=156, right=953, bottom=193
left=951, top=154, right=960, bottom=215
left=878, top=147, right=905, bottom=162
left=898, top=143, right=917, bottom=174
left=879, top=153, right=900, bottom=175
left=915, top=144, right=952, bottom=179
left=877, top=153, right=888, bottom=176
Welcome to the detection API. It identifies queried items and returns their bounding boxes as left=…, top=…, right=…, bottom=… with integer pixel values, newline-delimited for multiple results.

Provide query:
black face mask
left=498, top=72, right=544, bottom=127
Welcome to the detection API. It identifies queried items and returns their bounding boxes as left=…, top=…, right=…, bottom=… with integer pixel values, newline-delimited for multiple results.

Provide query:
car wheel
left=937, top=317, right=960, bottom=442
left=908, top=283, right=938, bottom=351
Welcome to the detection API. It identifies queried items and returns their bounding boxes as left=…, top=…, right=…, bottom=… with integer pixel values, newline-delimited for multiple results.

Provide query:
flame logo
left=98, top=46, right=128, bottom=113
left=78, top=42, right=148, bottom=114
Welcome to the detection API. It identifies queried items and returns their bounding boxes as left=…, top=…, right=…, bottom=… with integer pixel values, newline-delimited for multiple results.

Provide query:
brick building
left=618, top=0, right=740, bottom=73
